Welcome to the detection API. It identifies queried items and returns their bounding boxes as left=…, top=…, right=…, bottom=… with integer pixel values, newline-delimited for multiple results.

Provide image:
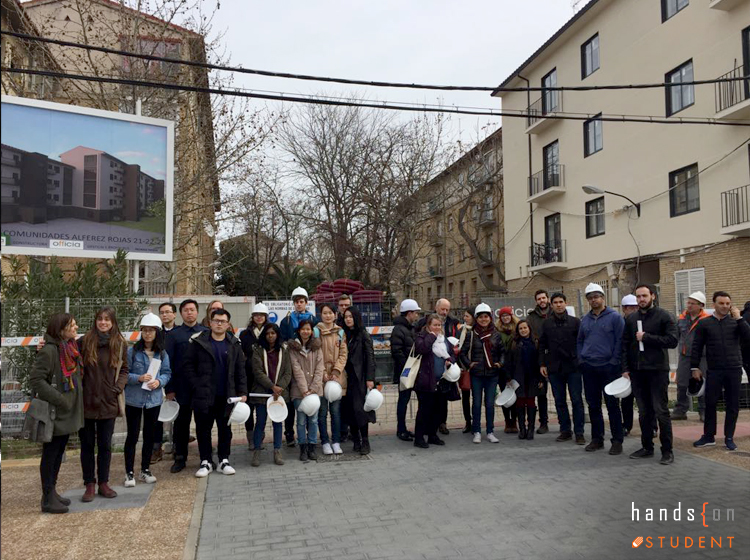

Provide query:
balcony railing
left=530, top=240, right=566, bottom=268
left=469, top=165, right=495, bottom=186
left=429, top=234, right=444, bottom=247
left=528, top=164, right=565, bottom=197
left=527, top=90, right=563, bottom=128
left=429, top=266, right=444, bottom=279
left=715, top=65, right=749, bottom=113
left=721, top=185, right=749, bottom=228
left=478, top=209, right=495, bottom=226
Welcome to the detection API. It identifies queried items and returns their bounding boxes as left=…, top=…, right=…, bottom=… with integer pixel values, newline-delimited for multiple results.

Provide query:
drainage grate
left=727, top=451, right=750, bottom=458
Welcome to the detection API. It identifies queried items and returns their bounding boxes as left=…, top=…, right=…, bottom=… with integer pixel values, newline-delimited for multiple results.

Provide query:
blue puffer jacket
left=577, top=306, right=624, bottom=368
left=125, top=347, right=172, bottom=409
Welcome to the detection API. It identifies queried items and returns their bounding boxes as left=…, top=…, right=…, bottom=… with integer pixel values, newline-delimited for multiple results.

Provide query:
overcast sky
left=211, top=0, right=582, bottom=145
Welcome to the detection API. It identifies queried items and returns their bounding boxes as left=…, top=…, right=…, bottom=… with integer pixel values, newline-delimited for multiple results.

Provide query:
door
left=542, top=69, right=558, bottom=114
left=544, top=213, right=562, bottom=262
left=743, top=26, right=750, bottom=99
left=543, top=141, right=560, bottom=190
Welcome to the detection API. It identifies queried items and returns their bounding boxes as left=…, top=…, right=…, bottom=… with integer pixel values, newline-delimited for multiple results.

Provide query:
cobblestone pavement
left=197, top=429, right=750, bottom=560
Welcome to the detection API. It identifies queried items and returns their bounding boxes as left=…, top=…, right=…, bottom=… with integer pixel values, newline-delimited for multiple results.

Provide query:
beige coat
left=315, top=322, right=348, bottom=396
left=288, top=338, right=325, bottom=400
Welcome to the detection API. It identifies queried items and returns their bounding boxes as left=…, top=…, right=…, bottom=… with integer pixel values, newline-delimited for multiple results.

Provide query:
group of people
left=29, top=289, right=377, bottom=514
left=28, top=283, right=750, bottom=515
left=390, top=285, right=750, bottom=465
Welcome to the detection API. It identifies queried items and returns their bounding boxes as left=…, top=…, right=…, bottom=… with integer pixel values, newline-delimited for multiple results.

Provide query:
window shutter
left=675, top=270, right=690, bottom=314
left=688, top=268, right=705, bottom=295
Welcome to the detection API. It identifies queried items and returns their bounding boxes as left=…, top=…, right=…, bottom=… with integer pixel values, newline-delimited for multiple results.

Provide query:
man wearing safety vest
left=671, top=291, right=709, bottom=422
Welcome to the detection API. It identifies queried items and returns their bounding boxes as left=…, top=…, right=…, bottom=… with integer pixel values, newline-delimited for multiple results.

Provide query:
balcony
left=478, top=209, right=496, bottom=227
left=715, top=65, right=750, bottom=120
left=709, top=0, right=745, bottom=10
left=469, top=165, right=495, bottom=187
left=720, top=185, right=750, bottom=237
left=429, top=266, right=445, bottom=279
left=2, top=176, right=20, bottom=186
left=427, top=199, right=442, bottom=215
left=527, top=164, right=565, bottom=203
left=525, top=91, right=563, bottom=134
left=429, top=234, right=444, bottom=247
left=529, top=240, right=567, bottom=272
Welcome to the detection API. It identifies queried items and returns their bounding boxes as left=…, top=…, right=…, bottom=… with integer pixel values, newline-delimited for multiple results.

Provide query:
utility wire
left=2, top=30, right=749, bottom=94
left=4, top=67, right=749, bottom=127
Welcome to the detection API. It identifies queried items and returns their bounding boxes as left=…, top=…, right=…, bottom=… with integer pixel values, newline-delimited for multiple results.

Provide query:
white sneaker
left=322, top=443, right=333, bottom=455
left=124, top=472, right=136, bottom=487
left=218, top=459, right=235, bottom=475
left=139, top=470, right=157, bottom=484
left=332, top=443, right=343, bottom=455
left=473, top=432, right=482, bottom=444
left=487, top=433, right=500, bottom=443
left=195, top=460, right=212, bottom=478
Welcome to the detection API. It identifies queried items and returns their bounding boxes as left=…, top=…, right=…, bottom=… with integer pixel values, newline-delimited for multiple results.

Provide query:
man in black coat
left=183, top=308, right=247, bottom=477
left=526, top=289, right=551, bottom=434
left=539, top=293, right=584, bottom=444
left=622, top=284, right=678, bottom=464
left=691, top=291, right=750, bottom=451
left=392, top=299, right=421, bottom=441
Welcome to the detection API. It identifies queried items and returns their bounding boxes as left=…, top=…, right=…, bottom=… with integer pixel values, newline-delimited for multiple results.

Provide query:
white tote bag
left=399, top=345, right=422, bottom=391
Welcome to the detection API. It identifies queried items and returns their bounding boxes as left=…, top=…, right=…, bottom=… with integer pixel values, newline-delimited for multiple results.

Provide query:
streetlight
left=582, top=185, right=641, bottom=217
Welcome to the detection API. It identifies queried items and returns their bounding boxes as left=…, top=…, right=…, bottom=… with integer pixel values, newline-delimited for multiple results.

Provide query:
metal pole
left=133, top=260, right=140, bottom=293
left=135, top=98, right=142, bottom=116
left=64, top=296, right=70, bottom=313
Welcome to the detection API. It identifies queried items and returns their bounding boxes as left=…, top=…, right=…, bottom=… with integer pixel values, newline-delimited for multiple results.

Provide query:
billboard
left=1, top=96, right=174, bottom=261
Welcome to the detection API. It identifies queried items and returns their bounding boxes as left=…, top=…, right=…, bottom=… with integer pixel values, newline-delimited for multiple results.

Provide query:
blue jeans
left=293, top=399, right=319, bottom=445
left=318, top=397, right=341, bottom=445
left=548, top=370, right=585, bottom=436
left=471, top=374, right=498, bottom=434
left=581, top=363, right=623, bottom=444
left=253, top=404, right=283, bottom=450
left=397, top=387, right=413, bottom=434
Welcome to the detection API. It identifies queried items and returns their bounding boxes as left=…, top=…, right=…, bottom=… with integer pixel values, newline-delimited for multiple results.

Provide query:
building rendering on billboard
left=0, top=96, right=174, bottom=261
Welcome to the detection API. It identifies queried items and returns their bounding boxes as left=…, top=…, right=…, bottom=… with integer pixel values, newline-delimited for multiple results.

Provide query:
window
left=669, top=163, right=700, bottom=217
left=53, top=194, right=59, bottom=201
left=581, top=34, right=600, bottom=79
left=545, top=213, right=561, bottom=247
left=543, top=140, right=560, bottom=189
left=110, top=174, right=114, bottom=180
left=54, top=166, right=59, bottom=173
left=448, top=215, right=454, bottom=231
left=674, top=268, right=704, bottom=314
left=666, top=61, right=694, bottom=116
left=662, top=0, right=688, bottom=22
left=459, top=244, right=466, bottom=261
left=542, top=69, right=559, bottom=113
left=586, top=197, right=605, bottom=238
left=447, top=248, right=454, bottom=266
left=584, top=114, right=603, bottom=157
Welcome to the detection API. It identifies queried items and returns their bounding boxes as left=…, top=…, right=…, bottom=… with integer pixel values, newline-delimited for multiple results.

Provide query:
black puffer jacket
left=622, top=306, right=678, bottom=372
left=183, top=331, right=248, bottom=416
left=538, top=312, right=580, bottom=375
left=507, top=338, right=543, bottom=398
left=691, top=314, right=750, bottom=370
left=391, top=315, right=416, bottom=384
left=458, top=327, right=504, bottom=379
left=240, top=324, right=266, bottom=380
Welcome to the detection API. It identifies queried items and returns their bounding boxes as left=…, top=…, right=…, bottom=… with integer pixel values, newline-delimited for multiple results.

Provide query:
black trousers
left=704, top=368, right=742, bottom=439
left=40, top=434, right=69, bottom=491
left=244, top=403, right=256, bottom=436
left=172, top=400, right=193, bottom=460
left=79, top=417, right=116, bottom=484
left=284, top=403, right=296, bottom=443
left=124, top=405, right=160, bottom=473
left=195, top=396, right=233, bottom=462
left=461, top=389, right=471, bottom=425
left=415, top=390, right=439, bottom=442
left=502, top=405, right=517, bottom=424
left=436, top=390, right=448, bottom=426
left=631, top=369, right=672, bottom=453
left=537, top=378, right=548, bottom=425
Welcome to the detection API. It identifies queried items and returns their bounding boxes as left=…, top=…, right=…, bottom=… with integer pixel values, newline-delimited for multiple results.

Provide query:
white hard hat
left=495, top=385, right=517, bottom=408
left=364, top=388, right=384, bottom=412
left=475, top=303, right=492, bottom=316
left=442, top=363, right=460, bottom=383
left=266, top=395, right=289, bottom=423
left=158, top=400, right=179, bottom=422
left=621, top=294, right=637, bottom=307
left=291, top=286, right=309, bottom=299
left=228, top=401, right=251, bottom=424
left=585, top=282, right=605, bottom=296
left=399, top=299, right=421, bottom=313
left=688, top=291, right=706, bottom=305
left=252, top=303, right=269, bottom=315
left=140, top=312, right=162, bottom=329
left=604, top=377, right=632, bottom=399
left=324, top=380, right=343, bottom=402
left=687, top=376, right=705, bottom=398
left=298, top=393, right=321, bottom=416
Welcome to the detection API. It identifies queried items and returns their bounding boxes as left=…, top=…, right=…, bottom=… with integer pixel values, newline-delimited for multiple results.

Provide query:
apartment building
left=408, top=128, right=504, bottom=310
left=493, top=0, right=750, bottom=315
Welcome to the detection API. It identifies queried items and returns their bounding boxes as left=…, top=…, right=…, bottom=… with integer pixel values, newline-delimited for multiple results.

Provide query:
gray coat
left=676, top=310, right=708, bottom=386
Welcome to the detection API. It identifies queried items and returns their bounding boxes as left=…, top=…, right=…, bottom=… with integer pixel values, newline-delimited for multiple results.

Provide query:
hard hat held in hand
left=228, top=401, right=251, bottom=424
left=604, top=377, right=632, bottom=399
left=364, top=388, right=384, bottom=412
left=267, top=395, right=288, bottom=423
left=140, top=313, right=162, bottom=329
left=495, top=385, right=517, bottom=408
left=442, top=363, right=460, bottom=383
left=298, top=393, right=321, bottom=416
left=687, top=376, right=705, bottom=398
left=324, top=380, right=343, bottom=402
left=158, top=399, right=180, bottom=422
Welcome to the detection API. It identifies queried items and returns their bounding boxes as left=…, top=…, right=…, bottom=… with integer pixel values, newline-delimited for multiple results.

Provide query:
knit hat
left=499, top=306, right=513, bottom=317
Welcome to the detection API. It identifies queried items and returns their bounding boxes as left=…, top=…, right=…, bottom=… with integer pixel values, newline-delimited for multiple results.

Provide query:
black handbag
left=438, top=378, right=461, bottom=401
left=23, top=397, right=56, bottom=443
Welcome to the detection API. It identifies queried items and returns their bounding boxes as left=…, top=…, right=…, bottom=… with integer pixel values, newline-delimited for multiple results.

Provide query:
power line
left=4, top=67, right=749, bottom=127
left=2, top=30, right=748, bottom=94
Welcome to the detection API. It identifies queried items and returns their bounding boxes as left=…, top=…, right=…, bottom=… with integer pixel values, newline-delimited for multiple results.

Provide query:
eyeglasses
left=211, top=319, right=229, bottom=325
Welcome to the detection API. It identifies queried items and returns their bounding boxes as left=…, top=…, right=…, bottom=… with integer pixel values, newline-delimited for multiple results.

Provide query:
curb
left=182, top=474, right=208, bottom=560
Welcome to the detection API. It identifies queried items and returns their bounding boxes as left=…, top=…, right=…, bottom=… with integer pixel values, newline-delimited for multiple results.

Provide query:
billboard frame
left=1, top=95, right=174, bottom=262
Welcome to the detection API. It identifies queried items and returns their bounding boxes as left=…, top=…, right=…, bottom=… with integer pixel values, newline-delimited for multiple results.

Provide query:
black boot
left=517, top=408, right=527, bottom=440
left=526, top=407, right=537, bottom=440
left=307, top=444, right=317, bottom=461
left=352, top=437, right=362, bottom=453
left=41, top=488, right=69, bottom=514
left=53, top=488, right=71, bottom=506
left=299, top=444, right=308, bottom=462
left=360, top=437, right=371, bottom=455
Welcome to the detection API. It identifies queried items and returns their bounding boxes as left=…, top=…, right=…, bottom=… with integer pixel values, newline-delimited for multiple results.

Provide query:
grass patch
left=107, top=215, right=165, bottom=234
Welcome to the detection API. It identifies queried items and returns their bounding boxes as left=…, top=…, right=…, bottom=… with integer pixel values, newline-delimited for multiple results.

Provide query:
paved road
left=197, top=431, right=750, bottom=560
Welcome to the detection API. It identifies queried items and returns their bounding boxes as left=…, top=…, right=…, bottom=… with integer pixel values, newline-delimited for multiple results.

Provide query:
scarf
left=58, top=339, right=80, bottom=392
left=432, top=333, right=450, bottom=359
left=473, top=323, right=496, bottom=368
left=289, top=311, right=313, bottom=331
left=97, top=331, right=111, bottom=347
